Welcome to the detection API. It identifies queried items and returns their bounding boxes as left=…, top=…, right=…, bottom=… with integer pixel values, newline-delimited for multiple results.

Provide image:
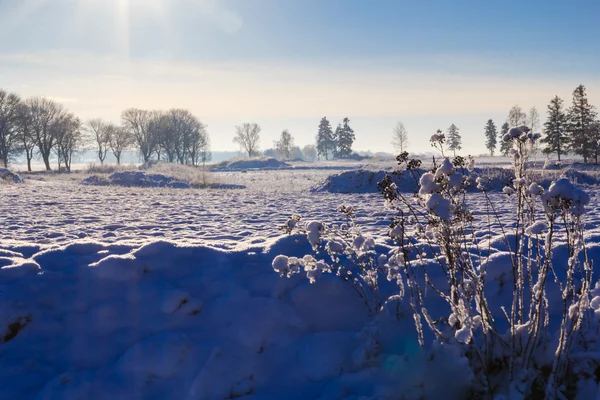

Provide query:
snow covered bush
left=274, top=127, right=598, bottom=399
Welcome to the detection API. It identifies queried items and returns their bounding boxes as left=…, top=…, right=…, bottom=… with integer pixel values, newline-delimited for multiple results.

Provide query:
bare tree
left=0, top=89, right=22, bottom=167
left=507, top=105, right=528, bottom=127
left=54, top=113, right=82, bottom=171
left=528, top=106, right=540, bottom=132
left=15, top=103, right=36, bottom=172
left=25, top=97, right=66, bottom=170
left=189, top=121, right=211, bottom=166
left=108, top=124, right=133, bottom=165
left=159, top=109, right=202, bottom=164
left=233, top=123, right=261, bottom=157
left=528, top=106, right=542, bottom=155
left=302, top=144, right=317, bottom=161
left=87, top=119, right=112, bottom=165
left=197, top=130, right=212, bottom=167
left=121, top=108, right=157, bottom=162
left=391, top=122, right=409, bottom=153
left=275, top=129, right=294, bottom=159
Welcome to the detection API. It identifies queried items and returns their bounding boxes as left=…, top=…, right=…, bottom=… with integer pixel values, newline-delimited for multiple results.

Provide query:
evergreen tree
left=316, top=117, right=334, bottom=160
left=446, top=123, right=461, bottom=156
left=333, top=123, right=342, bottom=157
left=499, top=122, right=511, bottom=156
left=336, top=117, right=355, bottom=158
left=540, top=96, right=568, bottom=161
left=567, top=84, right=597, bottom=163
left=591, top=121, right=600, bottom=165
left=484, top=119, right=497, bottom=156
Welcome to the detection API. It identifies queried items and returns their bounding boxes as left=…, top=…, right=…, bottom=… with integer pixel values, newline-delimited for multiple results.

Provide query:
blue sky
left=1, top=0, right=599, bottom=153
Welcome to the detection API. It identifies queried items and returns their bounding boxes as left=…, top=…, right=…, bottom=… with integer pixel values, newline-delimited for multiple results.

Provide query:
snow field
left=2, top=158, right=600, bottom=398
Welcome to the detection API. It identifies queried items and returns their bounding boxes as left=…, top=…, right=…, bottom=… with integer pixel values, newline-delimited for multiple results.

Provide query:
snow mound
left=81, top=175, right=110, bottom=186
left=82, top=172, right=191, bottom=189
left=0, top=168, right=23, bottom=184
left=311, top=169, right=414, bottom=193
left=209, top=183, right=246, bottom=190
left=312, top=167, right=520, bottom=194
left=561, top=168, right=600, bottom=186
left=0, top=238, right=380, bottom=399
left=212, top=157, right=291, bottom=171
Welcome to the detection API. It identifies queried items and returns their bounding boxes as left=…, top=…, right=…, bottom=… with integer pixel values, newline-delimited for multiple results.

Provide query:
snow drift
left=0, top=168, right=23, bottom=184
left=0, top=237, right=386, bottom=400
left=310, top=168, right=514, bottom=194
left=310, top=167, right=597, bottom=194
left=83, top=172, right=191, bottom=189
left=212, top=157, right=291, bottom=171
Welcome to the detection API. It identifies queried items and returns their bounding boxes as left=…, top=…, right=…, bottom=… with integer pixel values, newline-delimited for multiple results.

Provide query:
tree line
left=0, top=88, right=212, bottom=171
left=483, top=84, right=599, bottom=162
left=232, top=117, right=357, bottom=161
left=390, top=121, right=463, bottom=156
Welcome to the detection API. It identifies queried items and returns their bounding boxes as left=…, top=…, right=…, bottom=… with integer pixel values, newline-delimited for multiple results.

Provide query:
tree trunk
left=42, top=153, right=51, bottom=171
left=27, top=157, right=32, bottom=172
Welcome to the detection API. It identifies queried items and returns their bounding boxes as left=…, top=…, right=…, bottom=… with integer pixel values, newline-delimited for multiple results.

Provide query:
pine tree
left=484, top=119, right=497, bottom=156
left=336, top=117, right=355, bottom=158
left=540, top=96, right=568, bottom=161
left=567, top=85, right=597, bottom=163
left=316, top=117, right=334, bottom=160
left=499, top=122, right=511, bottom=156
left=591, top=121, right=600, bottom=165
left=446, top=123, right=461, bottom=156
left=333, top=123, right=342, bottom=158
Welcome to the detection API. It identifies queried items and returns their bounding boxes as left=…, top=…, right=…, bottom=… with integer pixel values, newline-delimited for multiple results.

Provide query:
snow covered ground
left=2, top=157, right=600, bottom=399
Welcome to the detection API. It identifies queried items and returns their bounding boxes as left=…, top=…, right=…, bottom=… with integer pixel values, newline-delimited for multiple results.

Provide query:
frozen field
left=2, top=158, right=600, bottom=399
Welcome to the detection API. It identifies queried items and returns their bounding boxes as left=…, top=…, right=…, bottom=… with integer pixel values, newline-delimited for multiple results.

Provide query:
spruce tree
left=567, top=84, right=597, bottom=163
left=540, top=96, right=567, bottom=161
left=333, top=123, right=342, bottom=158
left=499, top=122, right=511, bottom=156
left=446, top=123, right=462, bottom=156
left=316, top=117, right=334, bottom=160
left=591, top=121, right=600, bottom=165
left=484, top=119, right=497, bottom=156
left=336, top=117, right=355, bottom=158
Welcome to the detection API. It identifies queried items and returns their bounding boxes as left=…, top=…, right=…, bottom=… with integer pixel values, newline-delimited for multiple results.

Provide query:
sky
left=1, top=0, right=600, bottom=154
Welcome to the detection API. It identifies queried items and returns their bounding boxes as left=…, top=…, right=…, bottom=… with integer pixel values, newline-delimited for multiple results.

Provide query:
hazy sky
left=1, top=0, right=600, bottom=154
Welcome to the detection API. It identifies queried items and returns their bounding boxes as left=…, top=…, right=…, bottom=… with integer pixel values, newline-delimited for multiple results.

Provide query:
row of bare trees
left=0, top=91, right=83, bottom=171
left=105, top=108, right=211, bottom=166
left=0, top=88, right=212, bottom=171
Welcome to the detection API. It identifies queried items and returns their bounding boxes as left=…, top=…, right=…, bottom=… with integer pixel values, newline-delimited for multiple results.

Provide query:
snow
left=84, top=171, right=191, bottom=189
left=211, top=157, right=291, bottom=171
left=0, top=168, right=23, bottom=183
left=2, top=158, right=600, bottom=399
left=525, top=221, right=548, bottom=235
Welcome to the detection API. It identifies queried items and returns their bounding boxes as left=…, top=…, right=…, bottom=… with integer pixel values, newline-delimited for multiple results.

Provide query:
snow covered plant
left=273, top=128, right=596, bottom=399
left=273, top=207, right=388, bottom=314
